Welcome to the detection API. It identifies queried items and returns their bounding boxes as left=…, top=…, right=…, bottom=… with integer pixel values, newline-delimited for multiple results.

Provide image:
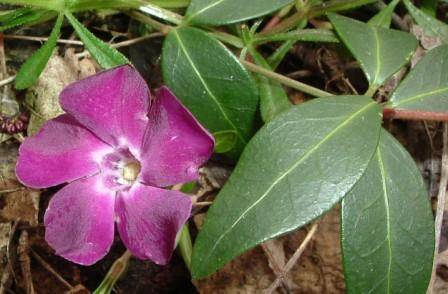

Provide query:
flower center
left=122, top=161, right=141, bottom=183
left=99, top=148, right=141, bottom=191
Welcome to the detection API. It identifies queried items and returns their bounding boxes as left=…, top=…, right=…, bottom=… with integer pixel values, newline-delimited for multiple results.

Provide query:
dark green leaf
left=162, top=27, right=259, bottom=156
left=368, top=0, right=399, bottom=28
left=213, top=131, right=237, bottom=153
left=388, top=45, right=448, bottom=112
left=342, top=129, right=434, bottom=294
left=186, top=0, right=293, bottom=25
left=328, top=13, right=418, bottom=87
left=403, top=0, right=448, bottom=44
left=65, top=12, right=129, bottom=69
left=15, top=13, right=63, bottom=90
left=0, top=7, right=56, bottom=31
left=191, top=95, right=382, bottom=278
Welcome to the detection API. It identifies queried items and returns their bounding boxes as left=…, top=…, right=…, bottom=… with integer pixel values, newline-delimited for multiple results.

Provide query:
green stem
left=178, top=225, right=193, bottom=271
left=138, top=2, right=183, bottom=25
left=93, top=250, right=132, bottom=294
left=242, top=60, right=332, bottom=98
left=365, top=84, right=379, bottom=97
left=128, top=11, right=173, bottom=34
left=0, top=0, right=64, bottom=10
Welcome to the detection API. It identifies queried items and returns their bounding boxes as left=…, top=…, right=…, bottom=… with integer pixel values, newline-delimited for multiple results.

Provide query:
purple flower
left=16, top=65, right=214, bottom=265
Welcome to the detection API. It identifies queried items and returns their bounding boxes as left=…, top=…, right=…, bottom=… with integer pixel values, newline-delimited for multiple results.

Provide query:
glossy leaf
left=65, top=12, right=129, bottom=69
left=403, top=0, right=448, bottom=44
left=185, top=0, right=293, bottom=25
left=162, top=27, right=259, bottom=156
left=389, top=45, right=448, bottom=112
left=328, top=13, right=418, bottom=87
left=342, top=129, right=434, bottom=294
left=368, top=0, right=399, bottom=28
left=191, top=95, right=382, bottom=278
left=15, top=14, right=63, bottom=90
left=0, top=7, right=56, bottom=31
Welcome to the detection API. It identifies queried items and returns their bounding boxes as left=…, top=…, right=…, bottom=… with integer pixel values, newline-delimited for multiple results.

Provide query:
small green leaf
left=162, top=27, right=259, bottom=156
left=328, top=13, right=418, bottom=88
left=342, top=129, right=434, bottom=294
left=15, top=13, right=63, bottom=90
left=191, top=95, right=382, bottom=278
left=186, top=0, right=294, bottom=25
left=388, top=45, right=448, bottom=112
left=403, top=0, right=448, bottom=44
left=213, top=130, right=237, bottom=153
left=0, top=7, right=56, bottom=31
left=368, top=0, right=399, bottom=28
left=65, top=12, right=128, bottom=69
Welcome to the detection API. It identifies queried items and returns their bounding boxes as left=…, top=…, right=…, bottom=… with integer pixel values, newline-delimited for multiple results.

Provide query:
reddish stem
left=383, top=108, right=448, bottom=122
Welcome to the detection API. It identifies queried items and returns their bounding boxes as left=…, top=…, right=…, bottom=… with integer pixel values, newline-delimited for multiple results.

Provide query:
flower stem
left=138, top=2, right=184, bottom=25
left=382, top=108, right=448, bottom=122
left=93, top=250, right=132, bottom=294
left=241, top=60, right=332, bottom=98
left=178, top=225, right=193, bottom=271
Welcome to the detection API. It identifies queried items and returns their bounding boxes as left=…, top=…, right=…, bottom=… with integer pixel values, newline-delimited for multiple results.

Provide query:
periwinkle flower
left=16, top=65, right=214, bottom=265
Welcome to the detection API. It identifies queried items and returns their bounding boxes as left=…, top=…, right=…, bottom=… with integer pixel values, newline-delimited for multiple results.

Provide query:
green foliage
left=213, top=130, right=237, bottom=153
left=329, top=13, right=418, bottom=89
left=389, top=45, right=448, bottom=112
left=65, top=12, right=129, bottom=69
left=15, top=14, right=63, bottom=90
left=191, top=96, right=382, bottom=278
left=342, top=130, right=434, bottom=294
left=403, top=0, right=448, bottom=44
left=162, top=27, right=259, bottom=157
left=368, top=0, right=399, bottom=28
left=0, top=7, right=56, bottom=31
left=185, top=0, right=294, bottom=25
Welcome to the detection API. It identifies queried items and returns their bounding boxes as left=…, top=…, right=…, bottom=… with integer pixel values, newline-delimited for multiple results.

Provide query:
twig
left=428, top=123, right=448, bottom=293
left=0, top=76, right=15, bottom=87
left=264, top=222, right=319, bottom=294
left=30, top=249, right=73, bottom=290
left=17, top=230, right=34, bottom=294
left=94, top=250, right=132, bottom=293
left=3, top=35, right=84, bottom=46
left=383, top=108, right=448, bottom=122
left=75, top=33, right=163, bottom=59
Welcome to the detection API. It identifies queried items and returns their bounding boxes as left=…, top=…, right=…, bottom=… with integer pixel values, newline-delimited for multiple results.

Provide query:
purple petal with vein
left=60, top=65, right=150, bottom=151
left=115, top=183, right=192, bottom=265
left=44, top=176, right=115, bottom=265
left=16, top=114, right=111, bottom=189
left=139, top=86, right=214, bottom=187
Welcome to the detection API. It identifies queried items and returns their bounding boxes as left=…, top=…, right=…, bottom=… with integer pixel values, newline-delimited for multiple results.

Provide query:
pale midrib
left=173, top=30, right=247, bottom=144
left=187, top=0, right=226, bottom=21
left=204, top=101, right=376, bottom=262
left=377, top=149, right=392, bottom=294
left=372, top=28, right=381, bottom=86
left=393, top=87, right=448, bottom=107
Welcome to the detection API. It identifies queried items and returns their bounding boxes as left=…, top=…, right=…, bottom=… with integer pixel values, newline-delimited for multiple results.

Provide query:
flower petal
left=140, top=87, right=214, bottom=187
left=44, top=176, right=115, bottom=265
left=115, top=184, right=192, bottom=265
left=16, top=114, right=112, bottom=189
left=60, top=65, right=150, bottom=151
